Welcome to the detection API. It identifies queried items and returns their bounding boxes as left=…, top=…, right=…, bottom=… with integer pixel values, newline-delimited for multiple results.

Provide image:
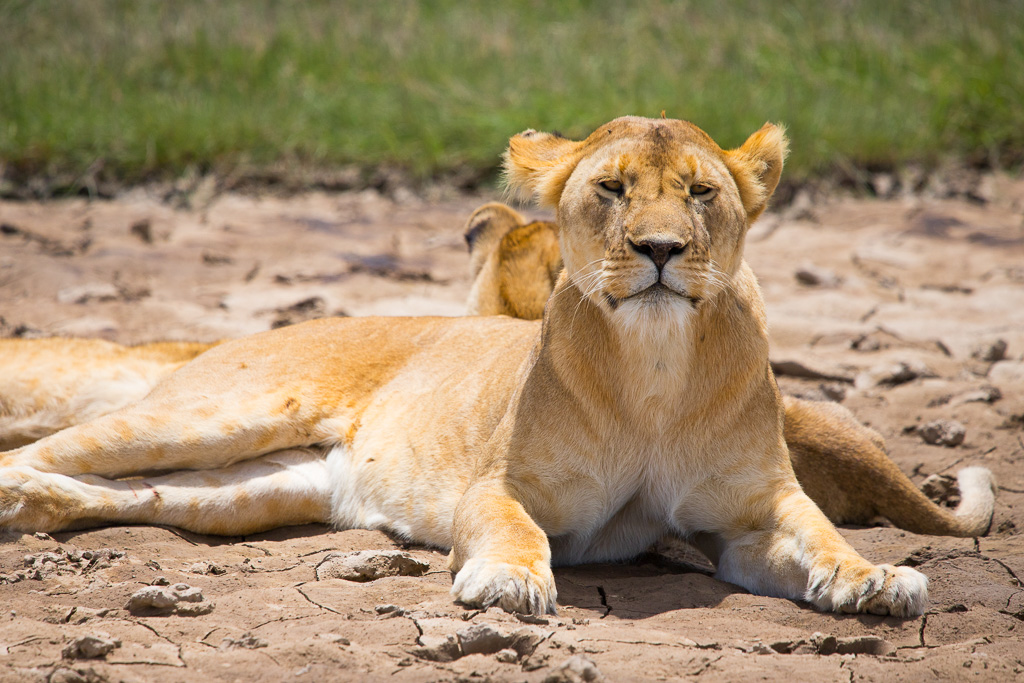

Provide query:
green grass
left=1, top=0, right=1022, bottom=189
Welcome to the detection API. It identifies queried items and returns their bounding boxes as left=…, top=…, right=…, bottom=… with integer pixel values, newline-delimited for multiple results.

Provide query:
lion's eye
left=598, top=179, right=624, bottom=195
left=690, top=184, right=716, bottom=200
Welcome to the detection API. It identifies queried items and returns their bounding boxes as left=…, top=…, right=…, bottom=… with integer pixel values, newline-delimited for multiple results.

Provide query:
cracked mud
left=2, top=179, right=1024, bottom=680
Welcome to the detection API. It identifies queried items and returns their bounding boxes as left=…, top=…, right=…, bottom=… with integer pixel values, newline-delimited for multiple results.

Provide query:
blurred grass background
left=1, top=0, right=1021, bottom=191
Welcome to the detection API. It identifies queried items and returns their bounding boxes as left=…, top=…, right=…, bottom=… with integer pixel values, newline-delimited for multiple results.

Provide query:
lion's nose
left=628, top=236, right=686, bottom=271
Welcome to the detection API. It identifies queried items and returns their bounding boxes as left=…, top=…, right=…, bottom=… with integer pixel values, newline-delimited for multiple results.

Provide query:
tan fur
left=462, top=206, right=994, bottom=539
left=465, top=202, right=562, bottom=320
left=0, top=339, right=215, bottom=450
left=1, top=117, right=938, bottom=616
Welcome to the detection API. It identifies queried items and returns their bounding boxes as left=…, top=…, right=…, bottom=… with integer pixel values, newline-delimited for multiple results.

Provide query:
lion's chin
left=628, top=282, right=698, bottom=307
left=608, top=283, right=698, bottom=333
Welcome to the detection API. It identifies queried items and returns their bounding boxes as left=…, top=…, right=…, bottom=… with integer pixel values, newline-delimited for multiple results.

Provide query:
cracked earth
left=1, top=176, right=1024, bottom=681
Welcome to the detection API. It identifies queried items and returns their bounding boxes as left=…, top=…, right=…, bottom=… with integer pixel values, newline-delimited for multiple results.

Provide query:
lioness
left=2, top=117, right=940, bottom=616
left=462, top=202, right=995, bottom=538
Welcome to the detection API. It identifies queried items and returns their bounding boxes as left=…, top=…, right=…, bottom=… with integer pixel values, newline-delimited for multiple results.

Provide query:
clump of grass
left=0, top=0, right=1021, bottom=189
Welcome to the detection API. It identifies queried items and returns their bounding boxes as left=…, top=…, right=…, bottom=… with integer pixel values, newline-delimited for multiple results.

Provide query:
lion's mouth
left=623, top=282, right=699, bottom=306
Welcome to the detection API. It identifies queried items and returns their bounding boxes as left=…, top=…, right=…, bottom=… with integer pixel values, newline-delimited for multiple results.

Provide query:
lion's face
left=505, top=117, right=787, bottom=322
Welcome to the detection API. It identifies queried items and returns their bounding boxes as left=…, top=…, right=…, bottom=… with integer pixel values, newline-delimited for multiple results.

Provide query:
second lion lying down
left=0, top=117, right=995, bottom=617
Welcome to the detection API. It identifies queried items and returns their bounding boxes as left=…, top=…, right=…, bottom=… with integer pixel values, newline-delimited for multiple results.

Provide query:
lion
left=461, top=201, right=995, bottom=538
left=0, top=117, right=970, bottom=617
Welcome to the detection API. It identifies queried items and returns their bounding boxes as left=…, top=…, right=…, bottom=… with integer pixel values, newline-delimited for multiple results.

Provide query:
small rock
left=189, top=561, right=227, bottom=575
left=795, top=263, right=842, bottom=288
left=971, top=339, right=1008, bottom=362
left=920, top=420, right=966, bottom=447
left=315, top=550, right=429, bottom=582
left=125, top=583, right=214, bottom=616
left=955, top=385, right=1001, bottom=405
left=172, top=583, right=205, bottom=602
left=62, top=635, right=121, bottom=660
left=152, top=576, right=170, bottom=586
left=126, top=586, right=178, bottom=614
left=495, top=648, right=520, bottom=663
left=851, top=335, right=882, bottom=352
left=375, top=604, right=406, bottom=618
left=543, top=654, right=605, bottom=682
left=855, top=359, right=935, bottom=389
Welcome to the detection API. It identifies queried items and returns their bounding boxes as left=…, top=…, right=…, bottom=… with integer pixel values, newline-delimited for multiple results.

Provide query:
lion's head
left=504, top=117, right=787, bottom=325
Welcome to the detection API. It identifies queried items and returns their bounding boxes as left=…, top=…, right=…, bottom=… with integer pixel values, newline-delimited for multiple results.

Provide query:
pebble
left=62, top=635, right=120, bottom=660
left=375, top=604, right=406, bottom=618
left=971, top=339, right=1008, bottom=362
left=314, top=550, right=429, bottom=582
left=919, top=419, right=966, bottom=447
left=495, top=648, right=520, bottom=663
left=855, top=359, right=935, bottom=389
left=125, top=583, right=214, bottom=616
left=795, top=263, right=842, bottom=288
left=412, top=623, right=546, bottom=663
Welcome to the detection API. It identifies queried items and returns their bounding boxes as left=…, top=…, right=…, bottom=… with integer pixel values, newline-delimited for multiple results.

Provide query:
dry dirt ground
left=1, top=177, right=1024, bottom=682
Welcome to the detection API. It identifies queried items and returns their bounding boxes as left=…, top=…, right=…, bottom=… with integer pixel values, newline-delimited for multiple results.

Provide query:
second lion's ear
left=504, top=130, right=583, bottom=208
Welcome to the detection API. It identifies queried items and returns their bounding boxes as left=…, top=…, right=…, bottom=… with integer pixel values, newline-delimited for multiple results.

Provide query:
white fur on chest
left=547, top=443, right=698, bottom=565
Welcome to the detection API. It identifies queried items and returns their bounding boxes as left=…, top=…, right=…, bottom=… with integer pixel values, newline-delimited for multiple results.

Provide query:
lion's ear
left=724, top=123, right=789, bottom=223
left=504, top=130, right=583, bottom=208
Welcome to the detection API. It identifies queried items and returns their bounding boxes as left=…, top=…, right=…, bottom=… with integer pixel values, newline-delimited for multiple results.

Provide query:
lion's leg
left=1, top=399, right=299, bottom=479
left=448, top=481, right=557, bottom=615
left=0, top=449, right=330, bottom=534
left=0, top=363, right=322, bottom=479
left=0, top=338, right=213, bottom=449
left=688, top=483, right=928, bottom=617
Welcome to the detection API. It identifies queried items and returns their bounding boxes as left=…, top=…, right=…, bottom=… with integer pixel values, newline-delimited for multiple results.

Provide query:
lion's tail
left=784, top=396, right=996, bottom=538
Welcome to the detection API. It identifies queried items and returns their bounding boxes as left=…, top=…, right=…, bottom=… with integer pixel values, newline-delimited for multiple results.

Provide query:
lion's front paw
left=807, top=562, right=928, bottom=617
left=451, top=558, right=557, bottom=616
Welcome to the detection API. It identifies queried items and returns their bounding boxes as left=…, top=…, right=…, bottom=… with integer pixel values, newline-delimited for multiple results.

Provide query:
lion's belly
left=326, top=441, right=467, bottom=548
